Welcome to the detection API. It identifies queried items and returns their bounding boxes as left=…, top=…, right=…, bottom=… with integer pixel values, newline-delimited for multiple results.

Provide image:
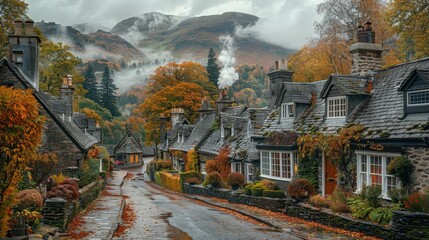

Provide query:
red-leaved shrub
left=16, top=189, right=43, bottom=211
left=204, top=171, right=223, bottom=188
left=287, top=178, right=316, bottom=201
left=404, top=192, right=429, bottom=213
left=46, top=178, right=79, bottom=201
left=227, top=172, right=245, bottom=188
left=205, top=160, right=218, bottom=174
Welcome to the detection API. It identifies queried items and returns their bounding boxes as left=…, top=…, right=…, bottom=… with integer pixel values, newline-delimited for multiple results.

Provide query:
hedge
left=244, top=185, right=252, bottom=196
left=251, top=187, right=265, bottom=197
left=263, top=190, right=286, bottom=199
left=159, top=171, right=181, bottom=192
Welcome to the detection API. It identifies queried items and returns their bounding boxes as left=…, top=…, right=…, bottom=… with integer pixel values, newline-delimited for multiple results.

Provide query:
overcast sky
left=25, top=0, right=323, bottom=49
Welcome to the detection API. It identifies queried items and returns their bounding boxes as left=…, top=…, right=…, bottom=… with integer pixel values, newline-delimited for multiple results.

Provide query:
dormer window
left=407, top=90, right=429, bottom=106
left=12, top=50, right=23, bottom=64
left=327, top=96, right=346, bottom=118
left=281, top=103, right=294, bottom=119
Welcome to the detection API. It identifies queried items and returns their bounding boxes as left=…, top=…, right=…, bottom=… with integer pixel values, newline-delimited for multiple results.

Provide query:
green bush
left=349, top=198, right=373, bottom=219
left=99, top=172, right=106, bottom=179
left=244, top=185, right=252, bottom=195
left=251, top=187, right=265, bottom=196
left=387, top=156, right=413, bottom=189
left=298, top=155, right=319, bottom=189
left=368, top=207, right=398, bottom=225
left=263, top=190, right=286, bottom=198
left=260, top=179, right=278, bottom=190
left=360, top=185, right=382, bottom=208
left=154, top=172, right=162, bottom=186
left=388, top=189, right=408, bottom=204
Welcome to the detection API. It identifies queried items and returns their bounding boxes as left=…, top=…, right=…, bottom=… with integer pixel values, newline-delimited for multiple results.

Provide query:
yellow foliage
left=52, top=174, right=67, bottom=185
left=159, top=172, right=181, bottom=192
left=185, top=148, right=199, bottom=171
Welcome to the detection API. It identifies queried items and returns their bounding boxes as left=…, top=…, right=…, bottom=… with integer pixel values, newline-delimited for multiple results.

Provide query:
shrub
left=404, top=192, right=429, bottom=213
left=329, top=201, right=350, bottom=213
left=368, top=206, right=399, bottom=225
left=328, top=188, right=350, bottom=213
left=251, top=186, right=265, bottom=197
left=16, top=189, right=43, bottom=211
left=52, top=174, right=67, bottom=186
left=244, top=185, right=252, bottom=195
left=360, top=185, right=382, bottom=208
left=388, top=189, right=408, bottom=204
left=227, top=172, right=245, bottom=189
left=46, top=179, right=79, bottom=201
left=298, top=156, right=319, bottom=189
left=263, top=190, right=286, bottom=198
left=287, top=178, right=315, bottom=201
left=204, top=171, right=223, bottom=188
left=349, top=198, right=373, bottom=219
left=159, top=171, right=181, bottom=192
left=185, top=177, right=201, bottom=185
left=387, top=156, right=413, bottom=189
left=62, top=178, right=79, bottom=189
left=260, top=179, right=278, bottom=190
left=309, top=194, right=330, bottom=208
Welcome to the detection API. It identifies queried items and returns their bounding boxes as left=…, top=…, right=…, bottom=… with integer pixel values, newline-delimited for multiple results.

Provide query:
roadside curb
left=107, top=171, right=127, bottom=240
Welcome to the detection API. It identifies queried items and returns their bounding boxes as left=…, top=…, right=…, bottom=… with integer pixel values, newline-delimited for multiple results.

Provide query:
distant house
left=0, top=18, right=99, bottom=172
left=113, top=127, right=144, bottom=167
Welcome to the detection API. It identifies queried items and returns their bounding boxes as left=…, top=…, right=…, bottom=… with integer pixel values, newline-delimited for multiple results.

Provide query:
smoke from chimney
left=217, top=35, right=239, bottom=89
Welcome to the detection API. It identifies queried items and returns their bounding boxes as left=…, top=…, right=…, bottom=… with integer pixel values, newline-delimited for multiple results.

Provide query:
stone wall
left=229, top=193, right=288, bottom=212
left=78, top=179, right=106, bottom=211
left=405, top=147, right=429, bottom=192
left=391, top=211, right=429, bottom=240
left=182, top=184, right=231, bottom=199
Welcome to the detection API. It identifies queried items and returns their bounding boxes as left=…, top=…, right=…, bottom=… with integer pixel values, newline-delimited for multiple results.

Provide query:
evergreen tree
left=83, top=64, right=99, bottom=103
left=99, top=66, right=121, bottom=117
left=206, top=48, right=220, bottom=87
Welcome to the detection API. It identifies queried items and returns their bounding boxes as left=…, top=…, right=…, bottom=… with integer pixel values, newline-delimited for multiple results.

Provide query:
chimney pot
left=67, top=74, right=73, bottom=86
left=63, top=75, right=68, bottom=85
left=14, top=18, right=24, bottom=35
left=357, top=25, right=364, bottom=32
left=364, top=22, right=372, bottom=31
left=24, top=18, right=35, bottom=35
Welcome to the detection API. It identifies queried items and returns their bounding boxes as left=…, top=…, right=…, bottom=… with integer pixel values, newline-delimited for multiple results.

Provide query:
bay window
left=356, top=151, right=401, bottom=198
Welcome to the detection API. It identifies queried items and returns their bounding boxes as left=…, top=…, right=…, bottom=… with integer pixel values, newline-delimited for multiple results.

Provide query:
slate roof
left=321, top=75, right=370, bottom=98
left=276, top=82, right=316, bottom=105
left=169, top=112, right=215, bottom=152
left=114, top=129, right=142, bottom=154
left=1, top=58, right=98, bottom=150
left=350, top=57, right=429, bottom=139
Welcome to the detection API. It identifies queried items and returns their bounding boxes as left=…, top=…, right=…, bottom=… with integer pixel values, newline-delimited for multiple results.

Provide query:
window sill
left=260, top=174, right=292, bottom=182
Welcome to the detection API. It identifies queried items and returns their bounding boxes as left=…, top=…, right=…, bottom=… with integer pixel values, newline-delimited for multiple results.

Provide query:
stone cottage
left=113, top=127, right=144, bottom=167
left=0, top=18, right=99, bottom=172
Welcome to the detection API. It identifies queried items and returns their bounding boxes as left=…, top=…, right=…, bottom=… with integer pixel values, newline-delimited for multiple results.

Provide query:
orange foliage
left=87, top=145, right=101, bottom=159
left=205, top=160, right=218, bottom=174
left=213, top=145, right=231, bottom=181
left=135, top=82, right=208, bottom=142
left=82, top=108, right=101, bottom=123
left=0, top=87, right=44, bottom=236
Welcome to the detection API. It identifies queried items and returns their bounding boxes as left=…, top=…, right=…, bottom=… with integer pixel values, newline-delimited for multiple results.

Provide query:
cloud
left=25, top=0, right=323, bottom=49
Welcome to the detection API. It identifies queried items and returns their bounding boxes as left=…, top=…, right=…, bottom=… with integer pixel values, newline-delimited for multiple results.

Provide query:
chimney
left=60, top=74, right=75, bottom=117
left=170, top=108, right=185, bottom=127
left=215, top=88, right=234, bottom=118
left=268, top=59, right=294, bottom=109
left=159, top=114, right=169, bottom=139
left=9, top=18, right=41, bottom=91
left=350, top=22, right=383, bottom=76
left=198, top=97, right=214, bottom=118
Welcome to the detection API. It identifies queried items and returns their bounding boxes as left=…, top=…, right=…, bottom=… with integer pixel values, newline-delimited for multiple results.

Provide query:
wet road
left=116, top=161, right=300, bottom=239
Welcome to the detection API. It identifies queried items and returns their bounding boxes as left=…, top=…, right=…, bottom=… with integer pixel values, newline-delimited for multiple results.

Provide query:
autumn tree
left=206, top=48, right=220, bottom=87
left=386, top=0, right=429, bottom=60
left=145, top=61, right=218, bottom=101
left=0, top=87, right=44, bottom=236
left=135, top=82, right=208, bottom=142
left=185, top=148, right=199, bottom=172
left=0, top=0, right=27, bottom=56
left=83, top=64, right=99, bottom=104
left=99, top=66, right=120, bottom=117
left=39, top=41, right=84, bottom=96
left=214, top=145, right=231, bottom=181
left=26, top=152, right=58, bottom=186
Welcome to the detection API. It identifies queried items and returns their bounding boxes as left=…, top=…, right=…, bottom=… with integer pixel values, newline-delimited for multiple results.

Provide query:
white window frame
left=327, top=96, right=346, bottom=118
left=356, top=151, right=401, bottom=199
left=259, top=150, right=297, bottom=181
left=407, top=89, right=429, bottom=106
left=245, top=163, right=255, bottom=182
left=200, top=163, right=206, bottom=174
left=231, top=162, right=242, bottom=173
left=281, top=102, right=295, bottom=119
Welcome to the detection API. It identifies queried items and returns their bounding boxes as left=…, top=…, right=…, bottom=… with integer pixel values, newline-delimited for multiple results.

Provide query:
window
left=408, top=90, right=429, bottom=106
left=201, top=163, right=206, bottom=174
left=281, top=103, right=295, bottom=119
left=356, top=152, right=401, bottom=198
left=231, top=162, right=242, bottom=173
left=12, top=50, right=23, bottom=64
left=245, top=163, right=255, bottom=182
left=327, top=96, right=346, bottom=118
left=260, top=151, right=297, bottom=180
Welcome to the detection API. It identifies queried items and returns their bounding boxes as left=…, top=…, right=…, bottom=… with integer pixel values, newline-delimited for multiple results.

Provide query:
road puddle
left=159, top=212, right=192, bottom=240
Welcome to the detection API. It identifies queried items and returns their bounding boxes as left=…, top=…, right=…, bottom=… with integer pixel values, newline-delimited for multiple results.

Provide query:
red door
left=325, top=158, right=337, bottom=195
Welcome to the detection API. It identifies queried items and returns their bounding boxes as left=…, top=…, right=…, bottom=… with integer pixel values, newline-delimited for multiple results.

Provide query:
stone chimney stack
left=159, top=114, right=169, bottom=138
left=215, top=88, right=234, bottom=118
left=268, top=59, right=294, bottom=109
left=170, top=108, right=185, bottom=127
left=60, top=74, right=75, bottom=118
left=350, top=22, right=383, bottom=76
left=198, top=97, right=214, bottom=118
left=9, top=18, right=41, bottom=91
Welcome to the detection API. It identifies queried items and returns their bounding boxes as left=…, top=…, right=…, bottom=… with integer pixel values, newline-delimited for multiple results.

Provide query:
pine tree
left=206, top=48, right=219, bottom=87
left=99, top=66, right=121, bottom=117
left=83, top=64, right=99, bottom=103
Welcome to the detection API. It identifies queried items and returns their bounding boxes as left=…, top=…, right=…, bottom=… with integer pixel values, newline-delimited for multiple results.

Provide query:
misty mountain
left=73, top=23, right=110, bottom=34
left=36, top=21, right=147, bottom=62
left=112, top=12, right=295, bottom=68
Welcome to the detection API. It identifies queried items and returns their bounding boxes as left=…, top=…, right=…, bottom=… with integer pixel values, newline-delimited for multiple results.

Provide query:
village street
left=112, top=158, right=355, bottom=240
